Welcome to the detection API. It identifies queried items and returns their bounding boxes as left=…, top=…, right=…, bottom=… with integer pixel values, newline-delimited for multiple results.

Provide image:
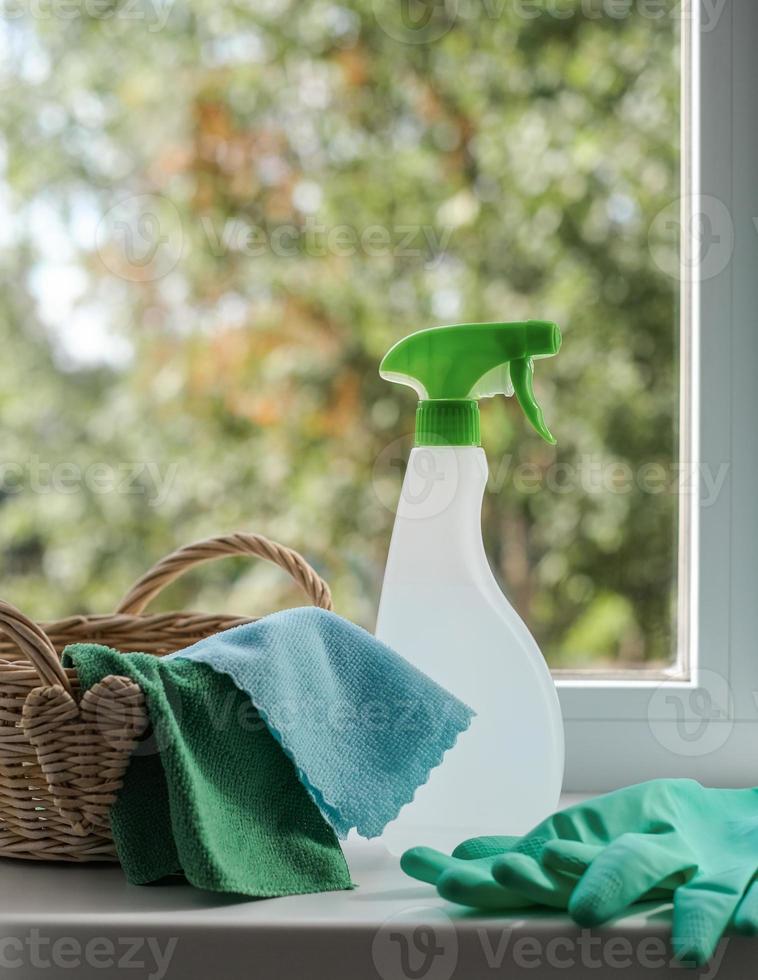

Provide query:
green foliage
left=0, top=0, right=680, bottom=667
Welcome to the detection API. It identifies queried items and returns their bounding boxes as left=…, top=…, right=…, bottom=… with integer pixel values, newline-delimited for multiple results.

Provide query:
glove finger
left=542, top=840, right=604, bottom=877
left=452, top=836, right=521, bottom=861
left=673, top=866, right=754, bottom=967
left=493, top=852, right=575, bottom=908
left=401, top=847, right=458, bottom=886
left=401, top=846, right=522, bottom=908
left=437, top=861, right=535, bottom=911
left=569, top=832, right=694, bottom=927
left=542, top=840, right=692, bottom=904
left=733, top=879, right=758, bottom=935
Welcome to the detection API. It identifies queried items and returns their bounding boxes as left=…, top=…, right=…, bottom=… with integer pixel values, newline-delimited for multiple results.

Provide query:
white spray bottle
left=376, top=321, right=565, bottom=854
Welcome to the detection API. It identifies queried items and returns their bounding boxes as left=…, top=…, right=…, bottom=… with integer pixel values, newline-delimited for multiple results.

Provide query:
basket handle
left=116, top=532, right=333, bottom=616
left=0, top=600, right=72, bottom=693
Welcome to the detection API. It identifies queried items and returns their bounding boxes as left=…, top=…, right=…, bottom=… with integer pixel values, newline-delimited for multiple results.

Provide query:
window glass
left=0, top=0, right=680, bottom=669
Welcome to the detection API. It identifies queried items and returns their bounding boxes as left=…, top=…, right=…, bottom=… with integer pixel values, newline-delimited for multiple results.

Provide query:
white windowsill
left=1, top=796, right=754, bottom=979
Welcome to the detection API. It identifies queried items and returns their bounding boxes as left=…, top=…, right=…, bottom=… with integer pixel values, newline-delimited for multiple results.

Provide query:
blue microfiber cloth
left=167, top=607, right=474, bottom=839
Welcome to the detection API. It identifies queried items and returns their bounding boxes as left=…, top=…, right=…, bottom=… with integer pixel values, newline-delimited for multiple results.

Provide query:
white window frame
left=560, top=0, right=758, bottom=792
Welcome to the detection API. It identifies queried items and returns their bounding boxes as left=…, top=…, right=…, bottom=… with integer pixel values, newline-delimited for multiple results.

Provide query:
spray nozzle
left=380, top=321, right=561, bottom=445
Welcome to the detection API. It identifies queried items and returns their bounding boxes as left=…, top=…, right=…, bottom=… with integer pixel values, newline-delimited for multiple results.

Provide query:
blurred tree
left=0, top=0, right=680, bottom=668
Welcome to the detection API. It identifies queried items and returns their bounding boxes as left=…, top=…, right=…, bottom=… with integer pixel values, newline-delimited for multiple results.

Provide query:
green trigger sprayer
left=379, top=320, right=561, bottom=444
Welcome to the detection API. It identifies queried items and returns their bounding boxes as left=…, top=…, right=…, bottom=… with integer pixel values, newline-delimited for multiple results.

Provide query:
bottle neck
left=415, top=399, right=480, bottom=447
left=391, top=446, right=490, bottom=579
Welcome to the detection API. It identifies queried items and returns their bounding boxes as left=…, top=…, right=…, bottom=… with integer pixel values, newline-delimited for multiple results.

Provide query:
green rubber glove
left=402, top=780, right=758, bottom=967
left=491, top=779, right=758, bottom=966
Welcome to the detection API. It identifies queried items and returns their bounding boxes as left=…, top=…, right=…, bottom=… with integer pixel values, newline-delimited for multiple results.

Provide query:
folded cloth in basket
left=63, top=644, right=352, bottom=897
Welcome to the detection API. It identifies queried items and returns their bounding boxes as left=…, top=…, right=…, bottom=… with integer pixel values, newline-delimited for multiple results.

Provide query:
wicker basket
left=0, top=532, right=332, bottom=863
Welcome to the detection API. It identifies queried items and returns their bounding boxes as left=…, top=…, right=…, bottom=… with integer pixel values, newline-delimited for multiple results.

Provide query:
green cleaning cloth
left=63, top=644, right=352, bottom=898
